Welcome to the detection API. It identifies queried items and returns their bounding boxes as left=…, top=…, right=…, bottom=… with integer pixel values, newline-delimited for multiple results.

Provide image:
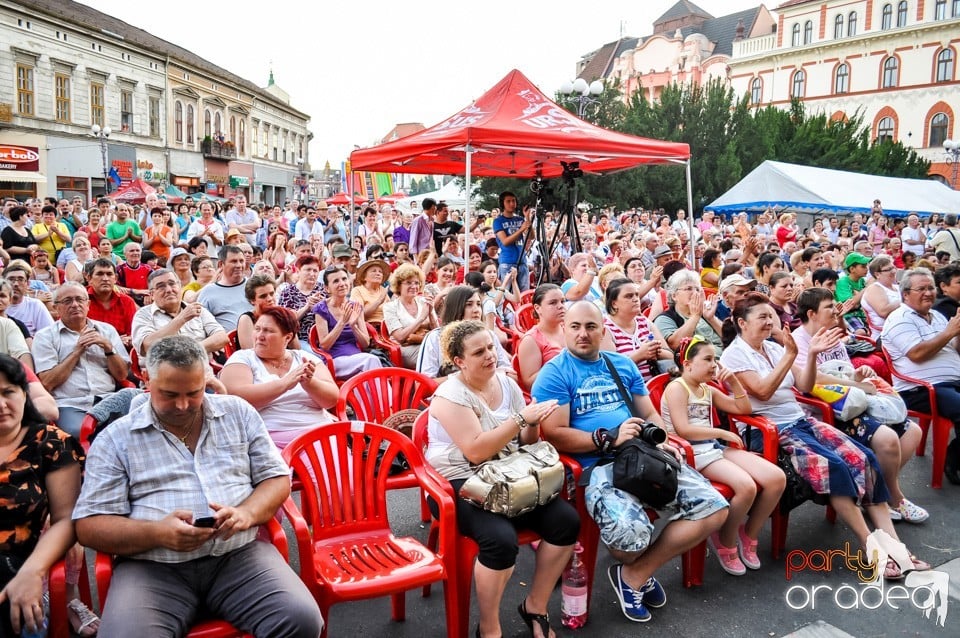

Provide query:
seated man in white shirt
left=881, top=267, right=960, bottom=485
left=32, top=282, right=130, bottom=436
left=132, top=268, right=228, bottom=357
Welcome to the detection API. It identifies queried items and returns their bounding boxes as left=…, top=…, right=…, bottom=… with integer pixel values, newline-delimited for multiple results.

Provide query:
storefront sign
left=111, top=159, right=134, bottom=181
left=0, top=145, right=40, bottom=171
left=173, top=176, right=200, bottom=187
left=229, top=175, right=250, bottom=188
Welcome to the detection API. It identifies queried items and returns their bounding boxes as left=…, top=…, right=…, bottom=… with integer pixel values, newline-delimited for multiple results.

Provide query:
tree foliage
left=469, top=79, right=931, bottom=214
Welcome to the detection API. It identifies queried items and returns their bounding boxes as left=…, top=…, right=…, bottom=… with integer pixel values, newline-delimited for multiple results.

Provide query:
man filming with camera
left=532, top=301, right=727, bottom=624
left=493, top=191, right=533, bottom=292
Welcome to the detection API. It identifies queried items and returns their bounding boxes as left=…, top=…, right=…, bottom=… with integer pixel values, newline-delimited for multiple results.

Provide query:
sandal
left=884, top=557, right=904, bottom=581
left=910, top=555, right=931, bottom=571
left=518, top=599, right=552, bottom=638
left=67, top=598, right=100, bottom=637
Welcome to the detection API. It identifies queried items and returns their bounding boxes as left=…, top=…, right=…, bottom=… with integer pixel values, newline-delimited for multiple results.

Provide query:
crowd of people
left=0, top=188, right=958, bottom=638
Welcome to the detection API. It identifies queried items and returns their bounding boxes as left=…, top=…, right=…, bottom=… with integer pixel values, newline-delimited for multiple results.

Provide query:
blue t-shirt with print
left=532, top=350, right=648, bottom=469
left=493, top=214, right=525, bottom=264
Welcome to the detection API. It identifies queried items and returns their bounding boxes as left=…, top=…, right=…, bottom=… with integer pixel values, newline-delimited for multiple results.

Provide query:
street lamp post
left=91, top=124, right=112, bottom=194
left=945, top=139, right=960, bottom=189
left=558, top=78, right=604, bottom=118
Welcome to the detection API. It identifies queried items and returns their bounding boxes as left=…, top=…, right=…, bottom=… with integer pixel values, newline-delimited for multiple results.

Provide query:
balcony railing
left=732, top=33, right=777, bottom=59
left=201, top=139, right=236, bottom=160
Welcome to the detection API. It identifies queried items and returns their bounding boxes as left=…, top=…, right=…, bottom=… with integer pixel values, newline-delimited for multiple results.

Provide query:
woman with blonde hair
left=383, top=263, right=437, bottom=368
left=427, top=320, right=577, bottom=638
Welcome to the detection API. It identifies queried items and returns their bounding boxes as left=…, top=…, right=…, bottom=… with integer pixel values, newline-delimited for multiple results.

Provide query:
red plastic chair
left=514, top=303, right=536, bottom=333
left=412, top=412, right=581, bottom=637
left=880, top=345, right=952, bottom=489
left=373, top=322, right=404, bottom=367
left=335, top=368, right=437, bottom=424
left=493, top=315, right=521, bottom=354
left=519, top=289, right=535, bottom=305
left=48, top=557, right=93, bottom=638
left=224, top=330, right=239, bottom=358
left=88, top=519, right=288, bottom=638
left=305, top=325, right=340, bottom=382
left=280, top=421, right=459, bottom=638
left=645, top=374, right=795, bottom=559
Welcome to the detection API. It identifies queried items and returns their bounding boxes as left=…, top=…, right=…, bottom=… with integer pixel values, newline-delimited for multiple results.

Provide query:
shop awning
left=0, top=170, right=46, bottom=183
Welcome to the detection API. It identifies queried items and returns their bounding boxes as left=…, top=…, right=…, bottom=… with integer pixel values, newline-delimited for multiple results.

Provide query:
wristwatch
left=104, top=350, right=116, bottom=356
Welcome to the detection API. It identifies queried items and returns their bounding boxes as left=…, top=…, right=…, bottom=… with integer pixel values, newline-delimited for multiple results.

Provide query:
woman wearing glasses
left=861, top=256, right=901, bottom=339
left=653, top=270, right=724, bottom=357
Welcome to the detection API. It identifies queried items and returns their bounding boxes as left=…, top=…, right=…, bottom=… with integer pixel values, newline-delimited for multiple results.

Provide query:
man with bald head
left=532, top=301, right=727, bottom=624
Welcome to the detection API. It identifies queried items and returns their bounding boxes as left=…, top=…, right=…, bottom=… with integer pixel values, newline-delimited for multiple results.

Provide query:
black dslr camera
left=608, top=421, right=667, bottom=446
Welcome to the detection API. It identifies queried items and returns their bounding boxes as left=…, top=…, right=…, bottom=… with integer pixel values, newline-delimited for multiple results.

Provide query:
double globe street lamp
left=558, top=78, right=604, bottom=118
left=91, top=124, right=112, bottom=194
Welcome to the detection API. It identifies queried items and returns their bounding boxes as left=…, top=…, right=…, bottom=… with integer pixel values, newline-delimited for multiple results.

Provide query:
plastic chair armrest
left=732, top=414, right=780, bottom=463
left=263, top=516, right=288, bottom=560
left=278, top=497, right=316, bottom=583
left=795, top=391, right=834, bottom=425
left=667, top=434, right=696, bottom=465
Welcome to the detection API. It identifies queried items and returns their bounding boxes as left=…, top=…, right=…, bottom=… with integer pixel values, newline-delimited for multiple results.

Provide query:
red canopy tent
left=350, top=69, right=694, bottom=268
left=326, top=192, right=364, bottom=206
left=376, top=191, right=407, bottom=204
left=111, top=178, right=157, bottom=204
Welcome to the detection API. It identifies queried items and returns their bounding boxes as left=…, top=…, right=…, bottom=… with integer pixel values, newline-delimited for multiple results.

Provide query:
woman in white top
left=64, top=235, right=93, bottom=283
left=383, top=263, right=437, bottom=369
left=220, top=305, right=337, bottom=449
left=861, top=256, right=900, bottom=339
left=427, top=320, right=576, bottom=638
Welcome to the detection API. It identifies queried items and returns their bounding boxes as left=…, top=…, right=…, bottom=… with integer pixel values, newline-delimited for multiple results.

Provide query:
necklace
left=154, top=407, right=201, bottom=445
left=262, top=352, right=290, bottom=372
left=463, top=375, right=499, bottom=407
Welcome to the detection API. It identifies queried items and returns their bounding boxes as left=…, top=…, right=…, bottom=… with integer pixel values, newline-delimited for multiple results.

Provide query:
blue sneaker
left=639, top=575, right=666, bottom=608
left=607, top=564, right=651, bottom=622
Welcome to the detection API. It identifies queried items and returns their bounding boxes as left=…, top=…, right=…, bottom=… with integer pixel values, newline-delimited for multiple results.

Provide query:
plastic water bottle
left=20, top=616, right=48, bottom=638
left=560, top=542, right=588, bottom=629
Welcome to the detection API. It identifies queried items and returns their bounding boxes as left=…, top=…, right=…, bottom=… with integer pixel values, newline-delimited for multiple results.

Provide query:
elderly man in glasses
left=32, top=281, right=130, bottom=436
left=882, top=267, right=960, bottom=486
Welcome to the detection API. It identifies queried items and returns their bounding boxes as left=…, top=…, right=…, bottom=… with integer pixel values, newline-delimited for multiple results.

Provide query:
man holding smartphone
left=73, top=336, right=323, bottom=637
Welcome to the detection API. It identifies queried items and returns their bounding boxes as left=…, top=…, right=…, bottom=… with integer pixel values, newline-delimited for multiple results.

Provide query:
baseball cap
left=719, top=274, right=756, bottom=294
left=332, top=244, right=353, bottom=259
left=169, top=247, right=190, bottom=262
left=843, top=252, right=871, bottom=269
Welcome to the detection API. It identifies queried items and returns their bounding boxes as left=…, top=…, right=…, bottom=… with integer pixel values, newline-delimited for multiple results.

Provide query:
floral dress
left=1, top=423, right=82, bottom=564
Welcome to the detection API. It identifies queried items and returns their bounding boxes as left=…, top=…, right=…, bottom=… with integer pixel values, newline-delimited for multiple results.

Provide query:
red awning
left=326, top=192, right=364, bottom=206
left=350, top=69, right=689, bottom=178
left=111, top=178, right=157, bottom=204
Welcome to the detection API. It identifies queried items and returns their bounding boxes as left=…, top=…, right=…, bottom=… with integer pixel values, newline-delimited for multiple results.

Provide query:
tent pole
left=686, top=160, right=696, bottom=267
left=464, top=144, right=474, bottom=274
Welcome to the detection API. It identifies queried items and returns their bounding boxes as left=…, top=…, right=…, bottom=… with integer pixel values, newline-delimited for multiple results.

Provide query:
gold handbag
left=459, top=441, right=564, bottom=517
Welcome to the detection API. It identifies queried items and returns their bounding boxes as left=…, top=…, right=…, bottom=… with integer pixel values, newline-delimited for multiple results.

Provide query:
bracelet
left=512, top=412, right=527, bottom=430
left=733, top=393, right=747, bottom=399
left=104, top=351, right=116, bottom=356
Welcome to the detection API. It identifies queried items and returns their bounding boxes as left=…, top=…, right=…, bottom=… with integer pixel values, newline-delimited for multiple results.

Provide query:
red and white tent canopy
left=350, top=69, right=695, bottom=269
left=351, top=69, right=690, bottom=178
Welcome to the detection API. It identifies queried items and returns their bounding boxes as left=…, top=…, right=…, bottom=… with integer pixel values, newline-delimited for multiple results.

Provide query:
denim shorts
left=584, top=462, right=729, bottom=554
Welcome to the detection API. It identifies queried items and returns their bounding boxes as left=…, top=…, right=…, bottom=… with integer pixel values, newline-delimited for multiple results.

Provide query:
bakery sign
left=0, top=145, right=40, bottom=171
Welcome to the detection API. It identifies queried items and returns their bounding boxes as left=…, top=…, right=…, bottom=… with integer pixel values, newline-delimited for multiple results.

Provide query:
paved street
left=321, top=452, right=958, bottom=638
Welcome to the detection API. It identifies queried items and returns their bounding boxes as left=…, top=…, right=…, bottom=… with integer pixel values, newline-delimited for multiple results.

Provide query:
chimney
left=735, top=18, right=745, bottom=42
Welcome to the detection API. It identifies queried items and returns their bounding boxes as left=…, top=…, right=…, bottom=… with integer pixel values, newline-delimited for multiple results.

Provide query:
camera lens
left=639, top=422, right=667, bottom=445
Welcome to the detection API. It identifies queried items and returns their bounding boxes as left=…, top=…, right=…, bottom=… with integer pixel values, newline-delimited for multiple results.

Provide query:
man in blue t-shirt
left=533, top=302, right=727, bottom=624
left=492, top=191, right=532, bottom=291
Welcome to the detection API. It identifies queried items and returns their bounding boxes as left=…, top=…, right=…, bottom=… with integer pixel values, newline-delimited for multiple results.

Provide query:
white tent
left=395, top=179, right=479, bottom=211
left=706, top=161, right=960, bottom=223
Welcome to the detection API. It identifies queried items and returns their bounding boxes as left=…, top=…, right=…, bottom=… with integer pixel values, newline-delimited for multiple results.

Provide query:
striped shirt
left=73, top=394, right=289, bottom=563
left=880, top=304, right=960, bottom=392
left=604, top=315, right=655, bottom=380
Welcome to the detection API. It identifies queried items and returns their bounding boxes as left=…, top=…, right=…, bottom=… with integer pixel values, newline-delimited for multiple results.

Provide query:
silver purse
left=458, top=441, right=564, bottom=517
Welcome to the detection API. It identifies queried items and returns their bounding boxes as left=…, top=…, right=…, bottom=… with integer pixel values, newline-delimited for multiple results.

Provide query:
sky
left=80, top=0, right=762, bottom=167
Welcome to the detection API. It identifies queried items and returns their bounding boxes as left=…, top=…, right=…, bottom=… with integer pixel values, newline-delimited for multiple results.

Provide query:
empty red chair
left=281, top=421, right=459, bottom=638
left=335, top=368, right=437, bottom=423
left=514, top=303, right=536, bottom=333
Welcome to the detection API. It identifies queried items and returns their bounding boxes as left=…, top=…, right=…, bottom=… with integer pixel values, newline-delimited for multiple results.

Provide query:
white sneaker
left=888, top=505, right=902, bottom=521
left=892, top=498, right=929, bottom=524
